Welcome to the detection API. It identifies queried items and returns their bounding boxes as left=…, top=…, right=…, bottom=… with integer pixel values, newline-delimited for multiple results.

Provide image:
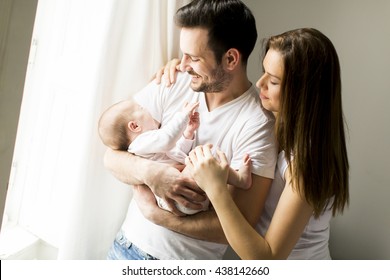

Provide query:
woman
left=184, top=28, right=349, bottom=259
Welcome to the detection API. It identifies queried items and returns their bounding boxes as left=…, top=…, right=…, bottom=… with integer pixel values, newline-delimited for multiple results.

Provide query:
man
left=104, top=0, right=277, bottom=260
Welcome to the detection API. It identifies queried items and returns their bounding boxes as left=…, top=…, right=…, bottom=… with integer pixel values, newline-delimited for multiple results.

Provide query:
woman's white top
left=256, top=151, right=333, bottom=259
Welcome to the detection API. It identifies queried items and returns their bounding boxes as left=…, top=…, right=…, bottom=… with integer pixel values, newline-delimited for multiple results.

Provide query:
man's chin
left=190, top=82, right=202, bottom=92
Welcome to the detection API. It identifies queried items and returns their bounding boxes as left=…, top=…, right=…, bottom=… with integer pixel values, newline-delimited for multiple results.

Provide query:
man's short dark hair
left=175, top=0, right=257, bottom=65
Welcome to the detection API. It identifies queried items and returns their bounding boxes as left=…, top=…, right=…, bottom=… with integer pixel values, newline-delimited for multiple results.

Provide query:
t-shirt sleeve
left=230, top=116, right=277, bottom=180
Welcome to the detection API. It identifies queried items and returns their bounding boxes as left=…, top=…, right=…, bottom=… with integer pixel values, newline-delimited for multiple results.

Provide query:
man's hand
left=104, top=148, right=206, bottom=216
left=146, top=164, right=207, bottom=216
left=133, top=184, right=162, bottom=218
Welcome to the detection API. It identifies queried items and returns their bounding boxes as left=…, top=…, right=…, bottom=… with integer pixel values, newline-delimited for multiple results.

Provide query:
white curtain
left=8, top=0, right=189, bottom=259
left=56, top=0, right=190, bottom=260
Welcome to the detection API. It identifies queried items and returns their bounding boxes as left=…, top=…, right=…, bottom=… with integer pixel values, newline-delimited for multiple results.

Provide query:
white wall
left=0, top=0, right=38, bottom=230
left=243, top=0, right=390, bottom=259
left=2, top=0, right=389, bottom=259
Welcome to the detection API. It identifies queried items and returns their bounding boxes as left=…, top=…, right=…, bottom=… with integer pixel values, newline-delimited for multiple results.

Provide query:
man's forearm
left=152, top=208, right=228, bottom=244
left=104, top=148, right=162, bottom=186
left=149, top=176, right=271, bottom=243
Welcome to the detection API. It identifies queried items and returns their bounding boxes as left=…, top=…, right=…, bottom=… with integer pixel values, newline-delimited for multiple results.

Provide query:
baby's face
left=133, top=104, right=159, bottom=131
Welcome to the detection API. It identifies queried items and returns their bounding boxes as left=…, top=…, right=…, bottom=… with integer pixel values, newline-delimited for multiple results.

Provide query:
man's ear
left=128, top=121, right=141, bottom=132
left=224, top=48, right=240, bottom=70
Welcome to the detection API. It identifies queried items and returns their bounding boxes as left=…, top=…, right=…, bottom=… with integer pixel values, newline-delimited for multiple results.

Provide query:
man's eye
left=190, top=57, right=200, bottom=62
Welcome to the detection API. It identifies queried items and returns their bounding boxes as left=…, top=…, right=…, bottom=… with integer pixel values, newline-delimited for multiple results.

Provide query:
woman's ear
left=224, top=48, right=240, bottom=70
left=128, top=121, right=141, bottom=133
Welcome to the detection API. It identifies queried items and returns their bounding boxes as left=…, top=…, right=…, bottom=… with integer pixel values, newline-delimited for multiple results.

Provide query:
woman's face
left=256, top=49, right=284, bottom=113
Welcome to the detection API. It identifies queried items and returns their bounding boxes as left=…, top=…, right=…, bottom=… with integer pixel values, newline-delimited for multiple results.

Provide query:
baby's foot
left=238, top=154, right=252, bottom=189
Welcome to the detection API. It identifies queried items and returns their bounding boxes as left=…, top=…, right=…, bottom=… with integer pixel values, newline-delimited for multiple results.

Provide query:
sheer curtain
left=56, top=0, right=190, bottom=260
left=5, top=0, right=189, bottom=259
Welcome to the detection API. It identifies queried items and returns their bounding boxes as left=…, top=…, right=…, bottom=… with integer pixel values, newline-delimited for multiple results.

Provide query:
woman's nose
left=256, top=74, right=266, bottom=89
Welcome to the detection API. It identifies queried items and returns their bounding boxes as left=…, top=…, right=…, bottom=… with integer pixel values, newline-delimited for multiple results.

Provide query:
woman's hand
left=185, top=144, right=230, bottom=198
left=154, top=58, right=181, bottom=87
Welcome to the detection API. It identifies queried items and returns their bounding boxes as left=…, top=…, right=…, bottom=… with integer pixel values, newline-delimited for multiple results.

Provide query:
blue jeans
left=106, top=230, right=159, bottom=260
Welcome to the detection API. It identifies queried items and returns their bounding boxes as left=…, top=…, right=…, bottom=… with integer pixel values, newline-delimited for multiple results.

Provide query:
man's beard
left=189, top=65, right=231, bottom=93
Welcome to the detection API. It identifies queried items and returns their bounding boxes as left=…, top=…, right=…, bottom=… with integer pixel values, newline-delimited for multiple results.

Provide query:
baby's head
left=98, top=99, right=137, bottom=150
left=99, top=98, right=159, bottom=151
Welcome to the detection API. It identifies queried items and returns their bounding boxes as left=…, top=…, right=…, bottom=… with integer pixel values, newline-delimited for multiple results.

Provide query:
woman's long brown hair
left=265, top=28, right=349, bottom=217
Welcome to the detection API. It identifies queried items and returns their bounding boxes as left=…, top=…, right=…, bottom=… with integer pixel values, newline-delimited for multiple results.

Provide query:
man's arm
left=104, top=147, right=161, bottom=186
left=134, top=174, right=272, bottom=243
left=104, top=148, right=206, bottom=215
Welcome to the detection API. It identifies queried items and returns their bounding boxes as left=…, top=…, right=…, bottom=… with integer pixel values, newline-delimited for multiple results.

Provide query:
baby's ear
left=128, top=121, right=141, bottom=132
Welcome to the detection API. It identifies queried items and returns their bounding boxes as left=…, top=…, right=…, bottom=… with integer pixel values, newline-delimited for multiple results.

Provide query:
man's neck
left=205, top=76, right=251, bottom=111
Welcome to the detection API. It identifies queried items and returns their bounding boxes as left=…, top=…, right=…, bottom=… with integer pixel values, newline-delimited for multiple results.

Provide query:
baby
left=98, top=98, right=252, bottom=214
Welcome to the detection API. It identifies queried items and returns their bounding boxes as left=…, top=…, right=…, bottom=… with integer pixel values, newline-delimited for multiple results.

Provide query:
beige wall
left=243, top=0, right=390, bottom=259
left=0, top=0, right=38, bottom=229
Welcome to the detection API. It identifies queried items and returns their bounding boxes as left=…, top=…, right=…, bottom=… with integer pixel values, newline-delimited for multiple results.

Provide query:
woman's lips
left=260, top=93, right=268, bottom=99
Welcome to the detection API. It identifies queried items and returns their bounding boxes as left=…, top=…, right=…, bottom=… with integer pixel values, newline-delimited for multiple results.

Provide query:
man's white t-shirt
left=122, top=72, right=277, bottom=259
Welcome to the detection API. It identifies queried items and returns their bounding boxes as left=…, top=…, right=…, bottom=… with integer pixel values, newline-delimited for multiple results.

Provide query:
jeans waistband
left=115, top=230, right=158, bottom=260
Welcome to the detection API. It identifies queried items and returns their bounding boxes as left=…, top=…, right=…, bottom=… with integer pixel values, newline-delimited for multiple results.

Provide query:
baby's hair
left=98, top=100, right=135, bottom=150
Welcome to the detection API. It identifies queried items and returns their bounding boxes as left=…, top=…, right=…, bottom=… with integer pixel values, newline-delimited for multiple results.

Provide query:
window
left=1, top=0, right=116, bottom=259
left=0, top=0, right=186, bottom=260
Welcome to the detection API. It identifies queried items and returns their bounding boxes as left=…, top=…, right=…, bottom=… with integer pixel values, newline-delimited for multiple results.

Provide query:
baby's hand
left=183, top=111, right=200, bottom=140
left=183, top=102, right=199, bottom=117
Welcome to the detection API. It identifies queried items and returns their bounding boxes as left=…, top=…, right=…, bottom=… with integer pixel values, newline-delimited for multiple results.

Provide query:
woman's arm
left=209, top=175, right=313, bottom=259
left=186, top=145, right=313, bottom=259
left=133, top=150, right=272, bottom=244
